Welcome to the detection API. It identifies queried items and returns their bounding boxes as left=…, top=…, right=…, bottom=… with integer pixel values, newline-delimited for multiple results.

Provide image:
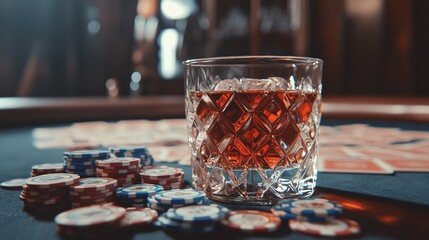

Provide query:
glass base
left=193, top=166, right=317, bottom=206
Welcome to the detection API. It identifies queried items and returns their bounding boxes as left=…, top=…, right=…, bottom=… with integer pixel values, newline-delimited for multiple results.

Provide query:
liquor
left=187, top=89, right=321, bottom=204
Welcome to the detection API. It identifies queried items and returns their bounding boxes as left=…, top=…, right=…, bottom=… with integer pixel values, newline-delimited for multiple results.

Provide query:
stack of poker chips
left=156, top=204, right=229, bottom=234
left=115, top=184, right=163, bottom=208
left=63, top=150, right=110, bottom=177
left=55, top=205, right=126, bottom=239
left=31, top=163, right=65, bottom=177
left=95, top=157, right=141, bottom=187
left=109, top=146, right=154, bottom=167
left=20, top=173, right=80, bottom=212
left=69, top=177, right=118, bottom=208
left=270, top=198, right=361, bottom=237
left=139, top=166, right=185, bottom=190
left=148, top=189, right=210, bottom=212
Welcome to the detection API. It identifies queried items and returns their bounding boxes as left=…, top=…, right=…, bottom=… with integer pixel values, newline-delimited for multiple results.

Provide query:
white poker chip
left=289, top=218, right=361, bottom=237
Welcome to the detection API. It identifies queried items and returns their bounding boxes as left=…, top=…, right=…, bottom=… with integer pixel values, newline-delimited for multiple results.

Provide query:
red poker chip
left=25, top=173, right=80, bottom=189
left=121, top=207, right=158, bottom=228
left=71, top=196, right=115, bottom=205
left=70, top=192, right=114, bottom=201
left=141, top=174, right=184, bottom=184
left=55, top=205, right=126, bottom=226
left=95, top=158, right=140, bottom=168
left=69, top=178, right=117, bottom=193
left=69, top=188, right=113, bottom=197
left=32, top=163, right=64, bottom=172
left=1, top=178, right=28, bottom=190
left=97, top=165, right=140, bottom=171
left=289, top=218, right=361, bottom=237
left=95, top=171, right=137, bottom=179
left=139, top=167, right=184, bottom=180
left=96, top=168, right=139, bottom=174
left=221, top=210, right=281, bottom=233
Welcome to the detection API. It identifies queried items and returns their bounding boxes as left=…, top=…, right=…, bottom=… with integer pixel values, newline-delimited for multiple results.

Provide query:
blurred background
left=0, top=0, right=428, bottom=98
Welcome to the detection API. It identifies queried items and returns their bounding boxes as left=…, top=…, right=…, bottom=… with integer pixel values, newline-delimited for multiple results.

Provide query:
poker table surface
left=0, top=96, right=429, bottom=239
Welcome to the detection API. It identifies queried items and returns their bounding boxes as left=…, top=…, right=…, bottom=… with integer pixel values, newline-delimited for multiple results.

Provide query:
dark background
left=0, top=0, right=428, bottom=97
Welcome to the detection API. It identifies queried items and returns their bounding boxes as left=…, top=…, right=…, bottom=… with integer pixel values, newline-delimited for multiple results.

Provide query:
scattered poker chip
left=25, top=173, right=80, bottom=189
left=70, top=178, right=117, bottom=192
left=279, top=198, right=343, bottom=218
left=289, top=218, right=361, bottom=237
left=116, top=184, right=163, bottom=198
left=63, top=150, right=110, bottom=159
left=166, top=204, right=229, bottom=223
left=1, top=178, right=28, bottom=190
left=221, top=210, right=281, bottom=233
left=154, top=189, right=206, bottom=205
left=140, top=167, right=183, bottom=180
left=55, top=205, right=126, bottom=227
left=95, top=157, right=140, bottom=167
left=121, top=207, right=158, bottom=228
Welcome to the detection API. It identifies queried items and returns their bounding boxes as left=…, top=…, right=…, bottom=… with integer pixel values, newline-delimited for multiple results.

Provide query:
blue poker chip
left=278, top=198, right=343, bottom=218
left=271, top=206, right=335, bottom=222
left=154, top=189, right=206, bottom=205
left=109, top=146, right=150, bottom=153
left=64, top=150, right=110, bottom=159
left=156, top=213, right=217, bottom=233
left=63, top=164, right=95, bottom=170
left=63, top=159, right=96, bottom=166
left=116, top=184, right=163, bottom=198
left=165, top=204, right=229, bottom=223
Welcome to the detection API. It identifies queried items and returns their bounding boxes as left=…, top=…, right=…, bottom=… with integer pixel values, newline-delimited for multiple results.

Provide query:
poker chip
left=121, top=207, right=158, bottom=228
left=31, top=163, right=64, bottom=176
left=21, top=173, right=79, bottom=211
left=154, top=189, right=206, bottom=205
left=55, top=205, right=126, bottom=239
left=109, top=146, right=154, bottom=167
left=115, top=184, right=163, bottom=208
left=63, top=150, right=110, bottom=159
left=289, top=218, right=360, bottom=237
left=271, top=206, right=334, bottom=222
left=279, top=198, right=343, bottom=218
left=95, top=157, right=140, bottom=167
left=25, top=173, right=80, bottom=189
left=221, top=210, right=281, bottom=233
left=140, top=167, right=183, bottom=180
left=155, top=213, right=217, bottom=233
left=148, top=193, right=210, bottom=212
left=68, top=177, right=118, bottom=208
left=116, top=184, right=163, bottom=198
left=140, top=166, right=185, bottom=190
left=63, top=150, right=110, bottom=178
left=1, top=178, right=27, bottom=190
left=166, top=204, right=229, bottom=223
left=70, top=178, right=117, bottom=192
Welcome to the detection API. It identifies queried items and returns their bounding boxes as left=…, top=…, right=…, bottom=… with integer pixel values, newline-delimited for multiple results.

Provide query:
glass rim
left=182, top=55, right=323, bottom=67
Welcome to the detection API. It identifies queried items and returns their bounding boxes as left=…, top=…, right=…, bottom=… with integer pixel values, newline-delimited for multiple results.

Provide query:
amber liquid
left=190, top=90, right=318, bottom=170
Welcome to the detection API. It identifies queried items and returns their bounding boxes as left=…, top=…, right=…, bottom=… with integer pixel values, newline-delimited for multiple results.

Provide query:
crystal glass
left=183, top=56, right=323, bottom=205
